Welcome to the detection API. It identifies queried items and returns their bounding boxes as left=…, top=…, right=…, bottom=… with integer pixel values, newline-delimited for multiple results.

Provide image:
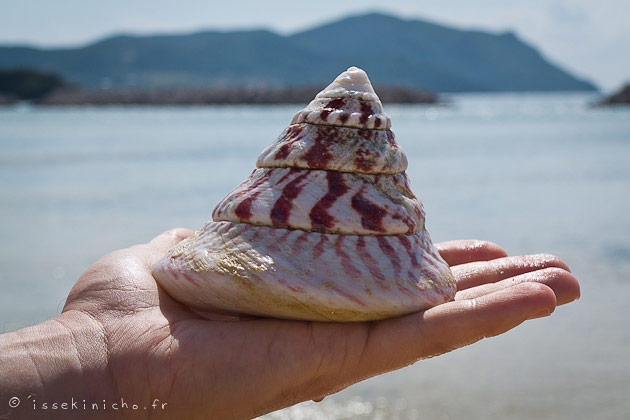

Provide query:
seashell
left=153, top=67, right=456, bottom=321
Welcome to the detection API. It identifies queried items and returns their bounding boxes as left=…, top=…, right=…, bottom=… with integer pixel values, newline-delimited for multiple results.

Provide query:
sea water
left=1, top=94, right=629, bottom=419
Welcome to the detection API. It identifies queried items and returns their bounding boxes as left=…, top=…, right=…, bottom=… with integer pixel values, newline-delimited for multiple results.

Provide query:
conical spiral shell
left=153, top=67, right=456, bottom=321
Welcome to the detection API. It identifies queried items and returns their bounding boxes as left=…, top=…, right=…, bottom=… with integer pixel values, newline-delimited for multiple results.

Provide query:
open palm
left=61, top=228, right=579, bottom=420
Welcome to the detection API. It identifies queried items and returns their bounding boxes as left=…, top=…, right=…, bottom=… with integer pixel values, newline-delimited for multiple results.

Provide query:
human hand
left=1, top=229, right=579, bottom=419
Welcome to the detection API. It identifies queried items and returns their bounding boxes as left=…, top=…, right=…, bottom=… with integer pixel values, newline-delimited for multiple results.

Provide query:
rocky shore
left=599, top=84, right=630, bottom=105
left=32, top=85, right=438, bottom=106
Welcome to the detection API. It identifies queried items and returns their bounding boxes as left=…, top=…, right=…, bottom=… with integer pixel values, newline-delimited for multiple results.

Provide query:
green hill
left=0, top=68, right=67, bottom=100
left=0, top=12, right=597, bottom=92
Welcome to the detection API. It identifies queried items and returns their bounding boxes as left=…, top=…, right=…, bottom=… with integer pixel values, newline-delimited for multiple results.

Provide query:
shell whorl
left=259, top=67, right=398, bottom=172
left=290, top=66, right=392, bottom=130
left=212, top=168, right=425, bottom=235
left=155, top=221, right=455, bottom=321
left=256, top=124, right=407, bottom=174
left=215, top=67, right=419, bottom=236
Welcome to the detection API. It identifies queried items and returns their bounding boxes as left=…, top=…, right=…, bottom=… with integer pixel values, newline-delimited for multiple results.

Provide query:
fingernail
left=531, top=307, right=553, bottom=319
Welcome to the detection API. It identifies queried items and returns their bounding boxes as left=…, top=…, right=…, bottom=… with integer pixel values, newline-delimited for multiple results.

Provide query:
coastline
left=2, top=85, right=439, bottom=106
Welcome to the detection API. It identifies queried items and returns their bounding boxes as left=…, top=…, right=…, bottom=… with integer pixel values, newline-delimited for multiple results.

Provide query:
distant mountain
left=0, top=12, right=597, bottom=92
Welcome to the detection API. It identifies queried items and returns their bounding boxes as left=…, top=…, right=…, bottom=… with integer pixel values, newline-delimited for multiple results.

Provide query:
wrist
left=0, top=310, right=115, bottom=418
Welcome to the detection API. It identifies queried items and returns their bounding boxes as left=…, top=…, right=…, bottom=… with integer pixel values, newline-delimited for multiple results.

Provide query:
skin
left=0, top=228, right=580, bottom=419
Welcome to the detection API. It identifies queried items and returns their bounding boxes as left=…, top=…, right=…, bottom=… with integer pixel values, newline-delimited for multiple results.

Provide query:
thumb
left=147, top=227, right=194, bottom=255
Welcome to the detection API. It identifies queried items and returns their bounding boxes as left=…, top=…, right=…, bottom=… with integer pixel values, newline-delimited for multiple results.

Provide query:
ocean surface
left=1, top=94, right=629, bottom=419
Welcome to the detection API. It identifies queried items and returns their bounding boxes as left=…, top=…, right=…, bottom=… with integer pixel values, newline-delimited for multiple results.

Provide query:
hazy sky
left=1, top=0, right=628, bottom=91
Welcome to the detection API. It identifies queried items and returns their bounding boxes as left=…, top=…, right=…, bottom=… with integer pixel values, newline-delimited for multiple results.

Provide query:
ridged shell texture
left=153, top=67, right=456, bottom=321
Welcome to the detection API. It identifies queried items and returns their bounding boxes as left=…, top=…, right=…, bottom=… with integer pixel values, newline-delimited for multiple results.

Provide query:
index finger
left=436, top=240, right=507, bottom=266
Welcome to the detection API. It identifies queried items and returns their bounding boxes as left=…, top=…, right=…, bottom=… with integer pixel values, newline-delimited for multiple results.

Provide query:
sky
left=1, top=0, right=628, bottom=91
